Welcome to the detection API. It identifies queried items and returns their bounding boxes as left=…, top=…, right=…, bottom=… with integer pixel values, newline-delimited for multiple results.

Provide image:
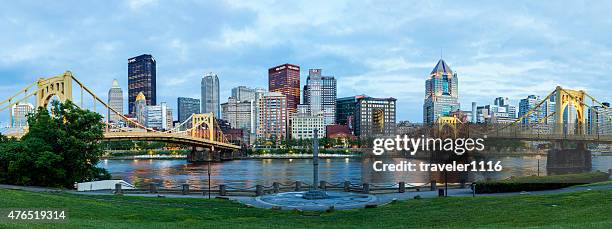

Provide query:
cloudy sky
left=1, top=0, right=611, bottom=124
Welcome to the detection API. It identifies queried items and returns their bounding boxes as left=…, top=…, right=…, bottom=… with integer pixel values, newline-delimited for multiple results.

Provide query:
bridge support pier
left=188, top=146, right=217, bottom=162
left=547, top=141, right=591, bottom=175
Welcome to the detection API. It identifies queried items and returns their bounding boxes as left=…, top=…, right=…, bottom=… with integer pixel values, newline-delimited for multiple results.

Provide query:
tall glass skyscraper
left=268, top=63, right=300, bottom=115
left=423, top=59, right=460, bottom=124
left=303, top=69, right=336, bottom=125
left=177, top=97, right=200, bottom=123
left=128, top=54, right=156, bottom=114
left=107, top=79, right=123, bottom=124
left=201, top=72, right=220, bottom=117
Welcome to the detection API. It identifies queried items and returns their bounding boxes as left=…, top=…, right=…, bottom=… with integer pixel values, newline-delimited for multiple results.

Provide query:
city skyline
left=1, top=1, right=612, bottom=123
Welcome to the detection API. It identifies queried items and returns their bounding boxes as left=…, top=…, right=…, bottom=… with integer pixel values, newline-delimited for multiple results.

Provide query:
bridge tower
left=436, top=116, right=459, bottom=137
left=554, top=86, right=586, bottom=135
left=36, top=71, right=73, bottom=108
left=191, top=113, right=216, bottom=141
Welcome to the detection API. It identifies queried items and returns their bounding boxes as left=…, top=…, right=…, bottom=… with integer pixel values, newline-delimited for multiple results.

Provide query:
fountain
left=255, top=129, right=377, bottom=210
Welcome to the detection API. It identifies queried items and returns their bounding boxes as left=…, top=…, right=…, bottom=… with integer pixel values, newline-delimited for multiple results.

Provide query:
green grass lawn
left=0, top=188, right=610, bottom=228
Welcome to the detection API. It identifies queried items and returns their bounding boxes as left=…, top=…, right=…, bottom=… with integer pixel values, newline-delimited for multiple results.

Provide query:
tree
left=0, top=100, right=110, bottom=188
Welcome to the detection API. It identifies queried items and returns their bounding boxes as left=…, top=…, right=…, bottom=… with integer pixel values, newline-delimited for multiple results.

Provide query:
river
left=98, top=153, right=612, bottom=189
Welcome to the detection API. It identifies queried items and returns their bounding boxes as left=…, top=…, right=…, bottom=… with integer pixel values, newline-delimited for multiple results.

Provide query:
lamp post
left=536, top=155, right=541, bottom=176
left=208, top=147, right=213, bottom=199
left=302, top=128, right=328, bottom=199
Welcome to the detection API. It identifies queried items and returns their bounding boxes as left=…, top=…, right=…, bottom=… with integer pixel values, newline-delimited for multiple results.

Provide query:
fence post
left=114, top=183, right=122, bottom=195
left=344, top=181, right=350, bottom=192
left=320, top=181, right=327, bottom=191
left=430, top=180, right=436, bottom=191
left=219, top=184, right=227, bottom=196
left=273, top=182, right=280, bottom=193
left=460, top=179, right=466, bottom=189
left=399, top=182, right=405, bottom=193
left=149, top=183, right=158, bottom=193
left=363, top=183, right=370, bottom=194
left=295, top=181, right=302, bottom=191
left=256, top=185, right=263, bottom=196
left=181, top=184, right=190, bottom=195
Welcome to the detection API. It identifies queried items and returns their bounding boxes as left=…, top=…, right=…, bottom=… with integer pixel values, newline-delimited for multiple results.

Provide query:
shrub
left=475, top=171, right=610, bottom=193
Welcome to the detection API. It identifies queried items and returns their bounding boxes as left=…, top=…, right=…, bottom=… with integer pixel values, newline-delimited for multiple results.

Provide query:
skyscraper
left=588, top=102, right=611, bottom=135
left=355, top=96, right=396, bottom=138
left=128, top=54, right=156, bottom=114
left=336, top=95, right=368, bottom=131
left=145, top=102, right=169, bottom=130
left=221, top=96, right=255, bottom=144
left=107, top=79, right=123, bottom=124
left=303, top=69, right=336, bottom=125
left=519, top=94, right=556, bottom=132
left=519, top=95, right=540, bottom=124
left=268, top=64, right=300, bottom=114
left=201, top=72, right=220, bottom=117
left=256, top=92, right=288, bottom=140
left=423, top=59, right=460, bottom=124
left=177, top=97, right=200, bottom=123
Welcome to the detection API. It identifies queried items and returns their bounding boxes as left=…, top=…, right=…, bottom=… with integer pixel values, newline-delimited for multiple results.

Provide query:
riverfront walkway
left=1, top=183, right=611, bottom=211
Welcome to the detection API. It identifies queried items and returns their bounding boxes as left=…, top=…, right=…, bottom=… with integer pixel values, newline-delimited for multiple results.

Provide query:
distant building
left=128, top=54, right=156, bottom=114
left=423, top=59, right=460, bottom=124
left=107, top=79, right=123, bottom=124
left=326, top=124, right=355, bottom=147
left=450, top=110, right=471, bottom=123
left=336, top=95, right=367, bottom=132
left=256, top=92, right=288, bottom=141
left=326, top=124, right=355, bottom=140
left=268, top=64, right=300, bottom=115
left=201, top=72, right=220, bottom=117
left=471, top=102, right=477, bottom=123
left=231, top=86, right=256, bottom=102
left=588, top=102, right=611, bottom=135
left=11, top=103, right=34, bottom=128
left=476, top=97, right=517, bottom=124
left=146, top=102, right=170, bottom=130
left=303, top=69, right=337, bottom=125
left=519, top=94, right=556, bottom=131
left=355, top=96, right=396, bottom=138
left=396, top=121, right=418, bottom=135
left=135, top=92, right=147, bottom=126
left=519, top=95, right=540, bottom=124
left=221, top=96, right=254, bottom=144
left=291, top=105, right=325, bottom=139
left=165, top=107, right=173, bottom=130
left=494, top=97, right=517, bottom=119
left=177, top=97, right=200, bottom=123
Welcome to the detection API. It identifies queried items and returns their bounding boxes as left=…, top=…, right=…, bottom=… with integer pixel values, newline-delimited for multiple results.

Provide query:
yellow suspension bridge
left=436, top=86, right=612, bottom=143
left=0, top=71, right=240, bottom=161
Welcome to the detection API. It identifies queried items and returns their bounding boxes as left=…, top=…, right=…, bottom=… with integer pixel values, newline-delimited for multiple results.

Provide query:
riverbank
left=0, top=186, right=610, bottom=228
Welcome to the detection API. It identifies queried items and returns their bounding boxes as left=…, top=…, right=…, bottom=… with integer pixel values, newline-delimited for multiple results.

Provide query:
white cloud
left=127, top=0, right=158, bottom=11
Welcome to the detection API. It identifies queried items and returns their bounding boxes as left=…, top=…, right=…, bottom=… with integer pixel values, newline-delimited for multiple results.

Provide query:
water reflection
left=98, top=154, right=611, bottom=189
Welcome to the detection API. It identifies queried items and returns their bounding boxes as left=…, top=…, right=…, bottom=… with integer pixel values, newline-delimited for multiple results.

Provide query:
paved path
left=1, top=183, right=611, bottom=211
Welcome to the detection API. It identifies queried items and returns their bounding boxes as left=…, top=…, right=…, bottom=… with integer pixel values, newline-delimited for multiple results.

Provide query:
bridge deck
left=103, top=132, right=241, bottom=150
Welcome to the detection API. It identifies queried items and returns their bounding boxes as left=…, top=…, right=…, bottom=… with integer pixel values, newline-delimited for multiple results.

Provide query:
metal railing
left=110, top=179, right=468, bottom=197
